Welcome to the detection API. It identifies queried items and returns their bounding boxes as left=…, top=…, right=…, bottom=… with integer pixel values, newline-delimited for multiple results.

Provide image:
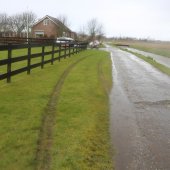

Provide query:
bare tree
left=23, top=12, right=37, bottom=30
left=8, top=11, right=36, bottom=36
left=87, top=18, right=98, bottom=41
left=57, top=14, right=71, bottom=37
left=87, top=18, right=104, bottom=41
left=0, top=13, right=10, bottom=32
left=23, top=11, right=37, bottom=37
left=8, top=13, right=25, bottom=35
left=78, top=26, right=88, bottom=41
left=96, top=24, right=105, bottom=41
left=57, top=14, right=70, bottom=27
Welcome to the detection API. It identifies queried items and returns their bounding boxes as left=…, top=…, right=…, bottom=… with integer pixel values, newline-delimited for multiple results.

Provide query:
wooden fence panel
left=27, top=43, right=31, bottom=75
left=0, top=41, right=88, bottom=83
left=7, top=44, right=12, bottom=83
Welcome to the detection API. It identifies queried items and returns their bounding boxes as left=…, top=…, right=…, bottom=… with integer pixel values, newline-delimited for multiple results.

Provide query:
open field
left=111, top=40, right=170, bottom=58
left=0, top=50, right=113, bottom=170
left=120, top=48, right=170, bottom=76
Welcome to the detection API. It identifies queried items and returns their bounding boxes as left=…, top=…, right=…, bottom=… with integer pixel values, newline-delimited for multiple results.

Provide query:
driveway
left=107, top=46, right=170, bottom=170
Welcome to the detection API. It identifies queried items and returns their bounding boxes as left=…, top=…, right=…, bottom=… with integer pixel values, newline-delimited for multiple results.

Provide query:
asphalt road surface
left=107, top=46, right=170, bottom=170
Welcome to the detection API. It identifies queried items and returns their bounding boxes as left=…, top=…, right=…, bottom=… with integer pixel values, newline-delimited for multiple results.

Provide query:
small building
left=32, top=15, right=77, bottom=39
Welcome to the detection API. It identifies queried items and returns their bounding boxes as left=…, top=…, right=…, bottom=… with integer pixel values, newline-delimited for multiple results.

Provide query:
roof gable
left=33, top=15, right=71, bottom=32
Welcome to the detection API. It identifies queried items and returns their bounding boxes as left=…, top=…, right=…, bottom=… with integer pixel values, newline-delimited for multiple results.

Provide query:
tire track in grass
left=98, top=60, right=110, bottom=96
left=35, top=55, right=88, bottom=170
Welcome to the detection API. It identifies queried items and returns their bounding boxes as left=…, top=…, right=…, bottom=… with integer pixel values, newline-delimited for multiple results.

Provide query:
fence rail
left=0, top=37, right=55, bottom=45
left=0, top=40, right=88, bottom=83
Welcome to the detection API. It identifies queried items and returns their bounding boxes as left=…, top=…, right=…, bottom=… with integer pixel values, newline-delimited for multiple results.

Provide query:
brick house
left=32, top=15, right=77, bottom=39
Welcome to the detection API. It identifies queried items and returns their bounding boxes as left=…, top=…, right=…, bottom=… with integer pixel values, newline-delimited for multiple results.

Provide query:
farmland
left=121, top=48, right=170, bottom=76
left=112, top=39, right=170, bottom=58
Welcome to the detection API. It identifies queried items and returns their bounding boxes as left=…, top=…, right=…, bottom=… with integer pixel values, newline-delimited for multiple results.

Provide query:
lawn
left=0, top=50, right=113, bottom=170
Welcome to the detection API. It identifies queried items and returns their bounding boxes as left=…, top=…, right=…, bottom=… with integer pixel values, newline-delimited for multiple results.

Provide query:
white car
left=56, top=37, right=75, bottom=47
left=56, top=37, right=74, bottom=43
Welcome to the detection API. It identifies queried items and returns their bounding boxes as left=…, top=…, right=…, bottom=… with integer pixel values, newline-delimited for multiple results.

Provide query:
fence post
left=27, top=42, right=31, bottom=74
left=69, top=43, right=71, bottom=57
left=64, top=44, right=66, bottom=59
left=58, top=44, right=61, bottom=62
left=41, top=45, right=45, bottom=69
left=79, top=43, right=81, bottom=52
left=73, top=44, right=75, bottom=55
left=51, top=43, right=55, bottom=65
left=76, top=43, right=78, bottom=54
left=7, top=43, right=12, bottom=83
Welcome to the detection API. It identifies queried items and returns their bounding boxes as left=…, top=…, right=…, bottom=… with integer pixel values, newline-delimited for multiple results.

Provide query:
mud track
left=97, top=60, right=110, bottom=96
left=35, top=56, right=88, bottom=170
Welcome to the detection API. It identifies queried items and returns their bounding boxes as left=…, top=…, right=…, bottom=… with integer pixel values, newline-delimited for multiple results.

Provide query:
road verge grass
left=122, top=48, right=170, bottom=76
left=0, top=53, right=82, bottom=170
left=0, top=50, right=113, bottom=170
left=110, top=40, right=170, bottom=58
left=50, top=50, right=113, bottom=169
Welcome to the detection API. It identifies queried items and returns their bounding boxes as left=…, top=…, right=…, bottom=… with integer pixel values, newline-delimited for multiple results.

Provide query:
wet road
left=126, top=47, right=170, bottom=68
left=108, top=46, right=170, bottom=170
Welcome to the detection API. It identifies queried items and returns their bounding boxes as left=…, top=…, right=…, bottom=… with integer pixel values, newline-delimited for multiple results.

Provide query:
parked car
left=56, top=37, right=75, bottom=47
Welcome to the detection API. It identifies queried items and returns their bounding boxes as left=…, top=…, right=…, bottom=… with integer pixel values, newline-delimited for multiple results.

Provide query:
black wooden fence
left=0, top=40, right=88, bottom=83
left=0, top=37, right=55, bottom=45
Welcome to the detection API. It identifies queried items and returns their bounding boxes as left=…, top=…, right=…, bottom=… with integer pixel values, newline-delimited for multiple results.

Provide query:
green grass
left=130, top=43, right=170, bottom=58
left=122, top=49, right=170, bottom=76
left=51, top=51, right=113, bottom=170
left=111, top=40, right=170, bottom=58
left=0, top=46, right=72, bottom=75
left=0, top=50, right=113, bottom=170
left=98, top=43, right=106, bottom=48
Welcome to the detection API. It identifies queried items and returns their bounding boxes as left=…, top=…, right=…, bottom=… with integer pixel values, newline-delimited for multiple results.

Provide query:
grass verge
left=122, top=48, right=170, bottom=76
left=111, top=40, right=170, bottom=58
left=0, top=50, right=113, bottom=170
left=50, top=50, right=113, bottom=169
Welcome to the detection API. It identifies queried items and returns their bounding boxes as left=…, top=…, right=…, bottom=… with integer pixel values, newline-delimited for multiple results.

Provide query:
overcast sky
left=1, top=0, right=170, bottom=41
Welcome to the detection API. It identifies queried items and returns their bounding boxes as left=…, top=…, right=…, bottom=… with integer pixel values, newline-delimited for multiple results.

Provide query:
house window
left=35, top=31, right=44, bottom=38
left=43, top=19, right=49, bottom=26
